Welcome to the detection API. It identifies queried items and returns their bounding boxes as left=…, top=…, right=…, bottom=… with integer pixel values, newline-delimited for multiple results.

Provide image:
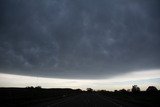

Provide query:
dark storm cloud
left=0, top=0, right=160, bottom=79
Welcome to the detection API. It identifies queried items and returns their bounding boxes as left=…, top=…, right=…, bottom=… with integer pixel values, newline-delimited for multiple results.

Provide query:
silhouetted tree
left=86, top=88, right=93, bottom=92
left=114, top=90, right=118, bottom=92
left=35, top=86, right=42, bottom=89
left=75, top=89, right=82, bottom=92
left=26, top=86, right=34, bottom=89
left=119, top=89, right=127, bottom=93
left=132, top=85, right=140, bottom=92
left=146, top=86, right=158, bottom=92
left=97, top=90, right=106, bottom=93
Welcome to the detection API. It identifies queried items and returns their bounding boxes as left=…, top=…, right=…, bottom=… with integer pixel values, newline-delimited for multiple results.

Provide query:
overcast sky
left=0, top=0, right=160, bottom=80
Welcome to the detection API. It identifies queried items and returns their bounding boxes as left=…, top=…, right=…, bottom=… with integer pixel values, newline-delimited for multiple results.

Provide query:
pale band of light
left=0, top=69, right=160, bottom=91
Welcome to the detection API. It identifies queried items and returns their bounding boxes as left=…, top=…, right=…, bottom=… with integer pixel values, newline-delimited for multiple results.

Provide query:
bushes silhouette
left=132, top=85, right=140, bottom=92
left=146, top=86, right=158, bottom=92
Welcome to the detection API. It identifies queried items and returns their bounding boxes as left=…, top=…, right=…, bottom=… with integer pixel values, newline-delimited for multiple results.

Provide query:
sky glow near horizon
left=0, top=69, right=160, bottom=91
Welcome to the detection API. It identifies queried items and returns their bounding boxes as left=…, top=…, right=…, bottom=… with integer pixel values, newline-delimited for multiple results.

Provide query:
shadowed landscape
left=0, top=86, right=160, bottom=107
left=0, top=0, right=160, bottom=107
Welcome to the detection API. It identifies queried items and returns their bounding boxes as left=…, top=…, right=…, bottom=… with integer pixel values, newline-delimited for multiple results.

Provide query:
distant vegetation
left=26, top=86, right=42, bottom=89
left=24, top=85, right=159, bottom=93
left=86, top=85, right=159, bottom=93
left=0, top=85, right=159, bottom=107
left=146, top=86, right=158, bottom=92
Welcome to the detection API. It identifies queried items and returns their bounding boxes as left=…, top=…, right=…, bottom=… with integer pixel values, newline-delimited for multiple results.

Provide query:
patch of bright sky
left=0, top=69, right=160, bottom=91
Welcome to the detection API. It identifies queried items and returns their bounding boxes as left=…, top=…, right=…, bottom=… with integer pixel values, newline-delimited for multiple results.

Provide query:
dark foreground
left=0, top=88, right=160, bottom=107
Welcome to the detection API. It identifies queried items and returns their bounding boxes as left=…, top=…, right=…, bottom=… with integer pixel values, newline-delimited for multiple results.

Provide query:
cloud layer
left=0, top=0, right=160, bottom=79
left=0, top=69, right=160, bottom=90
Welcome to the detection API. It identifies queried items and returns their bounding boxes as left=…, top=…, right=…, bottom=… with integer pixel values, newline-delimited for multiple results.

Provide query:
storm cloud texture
left=0, top=0, right=160, bottom=79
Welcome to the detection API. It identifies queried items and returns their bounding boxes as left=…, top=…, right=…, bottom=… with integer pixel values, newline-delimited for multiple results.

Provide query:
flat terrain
left=32, top=92, right=137, bottom=107
left=0, top=88, right=160, bottom=107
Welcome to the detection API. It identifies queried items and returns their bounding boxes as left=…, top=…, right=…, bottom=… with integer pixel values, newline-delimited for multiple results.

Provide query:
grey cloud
left=0, top=0, right=160, bottom=79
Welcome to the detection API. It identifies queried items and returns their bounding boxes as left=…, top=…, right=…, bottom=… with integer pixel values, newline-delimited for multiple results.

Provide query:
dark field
left=0, top=88, right=160, bottom=107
